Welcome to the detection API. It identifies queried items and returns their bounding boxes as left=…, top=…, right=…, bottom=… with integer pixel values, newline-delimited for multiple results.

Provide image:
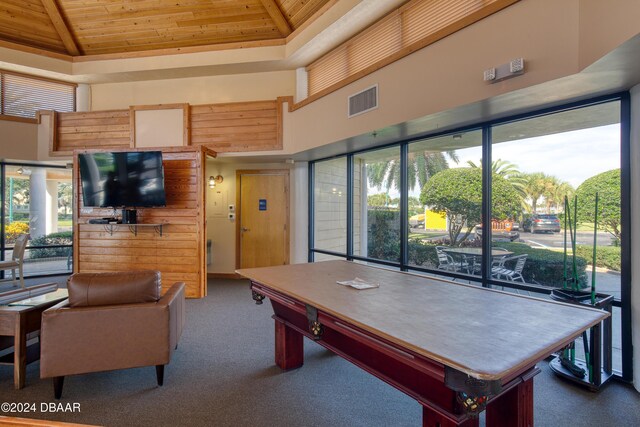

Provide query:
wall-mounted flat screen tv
left=78, top=151, right=167, bottom=208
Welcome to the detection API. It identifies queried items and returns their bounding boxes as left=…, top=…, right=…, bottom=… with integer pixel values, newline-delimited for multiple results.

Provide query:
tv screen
left=78, top=151, right=167, bottom=208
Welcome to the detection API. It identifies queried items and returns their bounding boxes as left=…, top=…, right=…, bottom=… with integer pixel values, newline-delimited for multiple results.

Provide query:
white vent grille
left=348, top=85, right=378, bottom=118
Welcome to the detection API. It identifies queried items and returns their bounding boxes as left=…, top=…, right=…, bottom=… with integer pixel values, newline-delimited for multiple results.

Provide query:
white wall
left=282, top=0, right=640, bottom=155
left=205, top=159, right=307, bottom=274
left=0, top=121, right=38, bottom=161
left=91, top=70, right=295, bottom=110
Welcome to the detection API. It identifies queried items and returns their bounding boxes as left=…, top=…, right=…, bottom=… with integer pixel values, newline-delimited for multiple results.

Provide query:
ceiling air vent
left=348, top=84, right=378, bottom=118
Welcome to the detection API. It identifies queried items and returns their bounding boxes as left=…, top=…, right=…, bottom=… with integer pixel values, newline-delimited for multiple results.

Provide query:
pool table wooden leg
left=274, top=318, right=303, bottom=370
left=422, top=406, right=479, bottom=427
left=485, top=376, right=534, bottom=427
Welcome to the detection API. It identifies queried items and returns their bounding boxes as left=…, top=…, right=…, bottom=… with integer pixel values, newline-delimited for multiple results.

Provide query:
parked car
left=474, top=225, right=519, bottom=241
left=409, top=213, right=425, bottom=229
left=522, top=214, right=561, bottom=233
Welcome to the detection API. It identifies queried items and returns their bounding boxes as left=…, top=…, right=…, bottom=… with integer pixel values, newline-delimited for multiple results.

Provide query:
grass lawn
left=58, top=219, right=72, bottom=227
left=409, top=231, right=446, bottom=240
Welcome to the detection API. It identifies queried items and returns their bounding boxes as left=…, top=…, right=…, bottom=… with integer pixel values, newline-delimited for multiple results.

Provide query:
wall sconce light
left=209, top=175, right=223, bottom=188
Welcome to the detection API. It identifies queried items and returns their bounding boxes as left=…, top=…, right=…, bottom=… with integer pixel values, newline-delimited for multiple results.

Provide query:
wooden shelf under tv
left=102, top=223, right=165, bottom=237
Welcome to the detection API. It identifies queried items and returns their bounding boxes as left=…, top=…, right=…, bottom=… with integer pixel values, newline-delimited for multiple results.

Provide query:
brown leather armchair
left=40, top=271, right=185, bottom=399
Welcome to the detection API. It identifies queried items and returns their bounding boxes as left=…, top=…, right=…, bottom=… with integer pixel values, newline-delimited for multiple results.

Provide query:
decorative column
left=291, top=161, right=309, bottom=264
left=46, top=178, right=58, bottom=234
left=76, top=83, right=91, bottom=112
left=29, top=168, right=47, bottom=239
left=295, top=67, right=308, bottom=103
left=359, top=160, right=368, bottom=257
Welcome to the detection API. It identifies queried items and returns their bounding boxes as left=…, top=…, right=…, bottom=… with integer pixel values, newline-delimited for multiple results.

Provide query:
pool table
left=237, top=261, right=608, bottom=426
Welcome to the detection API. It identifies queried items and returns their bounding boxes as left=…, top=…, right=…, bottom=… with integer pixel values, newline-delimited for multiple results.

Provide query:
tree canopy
left=420, top=168, right=521, bottom=245
left=575, top=169, right=621, bottom=240
left=366, top=150, right=458, bottom=192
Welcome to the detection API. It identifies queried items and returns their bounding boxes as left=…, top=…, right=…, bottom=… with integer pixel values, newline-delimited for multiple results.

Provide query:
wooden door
left=238, top=171, right=289, bottom=269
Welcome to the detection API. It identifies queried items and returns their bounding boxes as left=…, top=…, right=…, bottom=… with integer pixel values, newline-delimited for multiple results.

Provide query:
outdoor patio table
left=442, top=247, right=513, bottom=275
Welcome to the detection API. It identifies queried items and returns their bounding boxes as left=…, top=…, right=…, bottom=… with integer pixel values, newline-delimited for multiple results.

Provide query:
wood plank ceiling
left=0, top=0, right=330, bottom=57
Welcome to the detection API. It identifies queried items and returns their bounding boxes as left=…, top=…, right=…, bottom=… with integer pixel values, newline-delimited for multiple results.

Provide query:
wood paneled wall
left=46, top=99, right=284, bottom=156
left=54, top=109, right=131, bottom=156
left=73, top=146, right=212, bottom=298
left=190, top=100, right=281, bottom=152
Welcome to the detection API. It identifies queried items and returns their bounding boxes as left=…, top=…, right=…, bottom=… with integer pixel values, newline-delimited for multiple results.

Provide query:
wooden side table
left=0, top=289, right=68, bottom=389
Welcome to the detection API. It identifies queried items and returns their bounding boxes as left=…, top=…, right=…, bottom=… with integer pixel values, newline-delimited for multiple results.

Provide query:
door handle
left=241, top=227, right=250, bottom=232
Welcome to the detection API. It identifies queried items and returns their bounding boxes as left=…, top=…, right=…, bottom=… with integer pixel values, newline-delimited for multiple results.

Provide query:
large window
left=313, top=158, right=348, bottom=261
left=407, top=131, right=483, bottom=278
left=488, top=102, right=622, bottom=370
left=0, top=71, right=76, bottom=119
left=1, top=163, right=73, bottom=277
left=353, top=147, right=401, bottom=263
left=309, top=95, right=630, bottom=380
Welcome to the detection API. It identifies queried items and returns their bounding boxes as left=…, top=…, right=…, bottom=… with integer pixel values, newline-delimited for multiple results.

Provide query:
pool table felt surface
left=238, top=260, right=608, bottom=381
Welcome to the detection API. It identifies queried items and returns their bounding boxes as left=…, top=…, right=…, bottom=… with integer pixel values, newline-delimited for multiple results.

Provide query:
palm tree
left=366, top=150, right=458, bottom=191
left=467, top=158, right=528, bottom=204
left=521, top=172, right=548, bottom=213
left=541, top=178, right=574, bottom=213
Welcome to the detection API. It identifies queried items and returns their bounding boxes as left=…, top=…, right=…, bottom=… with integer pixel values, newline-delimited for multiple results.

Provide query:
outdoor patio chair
left=491, top=247, right=511, bottom=267
left=435, top=246, right=459, bottom=272
left=0, top=234, right=27, bottom=288
left=436, top=246, right=471, bottom=273
left=491, top=254, right=528, bottom=282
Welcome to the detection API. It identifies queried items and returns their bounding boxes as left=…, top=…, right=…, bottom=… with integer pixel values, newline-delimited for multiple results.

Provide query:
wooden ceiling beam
left=259, top=0, right=292, bottom=37
left=40, top=0, right=81, bottom=56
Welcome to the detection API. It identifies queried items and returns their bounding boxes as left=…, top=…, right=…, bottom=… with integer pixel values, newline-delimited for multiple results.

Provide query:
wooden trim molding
left=0, top=114, right=38, bottom=124
left=48, top=100, right=280, bottom=156
left=129, top=103, right=190, bottom=112
left=183, top=104, right=191, bottom=146
left=0, top=416, right=97, bottom=426
left=207, top=273, right=244, bottom=280
left=129, top=106, right=136, bottom=148
left=71, top=39, right=286, bottom=62
left=277, top=96, right=294, bottom=113
left=47, top=111, right=64, bottom=157
left=0, top=69, right=77, bottom=87
left=0, top=40, right=72, bottom=61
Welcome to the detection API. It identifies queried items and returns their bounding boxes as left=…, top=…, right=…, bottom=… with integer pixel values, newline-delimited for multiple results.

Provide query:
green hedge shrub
left=366, top=208, right=589, bottom=287
left=29, top=231, right=73, bottom=259
left=405, top=240, right=588, bottom=288
left=575, top=245, right=621, bottom=271
left=491, top=242, right=587, bottom=288
left=367, top=208, right=401, bottom=261
left=408, top=239, right=438, bottom=268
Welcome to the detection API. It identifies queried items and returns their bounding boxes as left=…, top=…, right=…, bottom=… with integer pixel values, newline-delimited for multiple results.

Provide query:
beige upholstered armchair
left=40, top=271, right=185, bottom=399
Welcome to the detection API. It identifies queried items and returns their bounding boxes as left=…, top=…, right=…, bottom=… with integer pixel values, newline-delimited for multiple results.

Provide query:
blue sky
left=453, top=124, right=620, bottom=188
left=379, top=124, right=621, bottom=198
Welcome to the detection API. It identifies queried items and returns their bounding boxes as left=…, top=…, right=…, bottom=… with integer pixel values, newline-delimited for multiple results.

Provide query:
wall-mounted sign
left=259, top=199, right=267, bottom=211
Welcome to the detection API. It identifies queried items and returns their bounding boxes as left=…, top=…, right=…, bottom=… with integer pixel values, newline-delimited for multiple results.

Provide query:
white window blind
left=1, top=71, right=76, bottom=119
left=307, top=0, right=518, bottom=98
